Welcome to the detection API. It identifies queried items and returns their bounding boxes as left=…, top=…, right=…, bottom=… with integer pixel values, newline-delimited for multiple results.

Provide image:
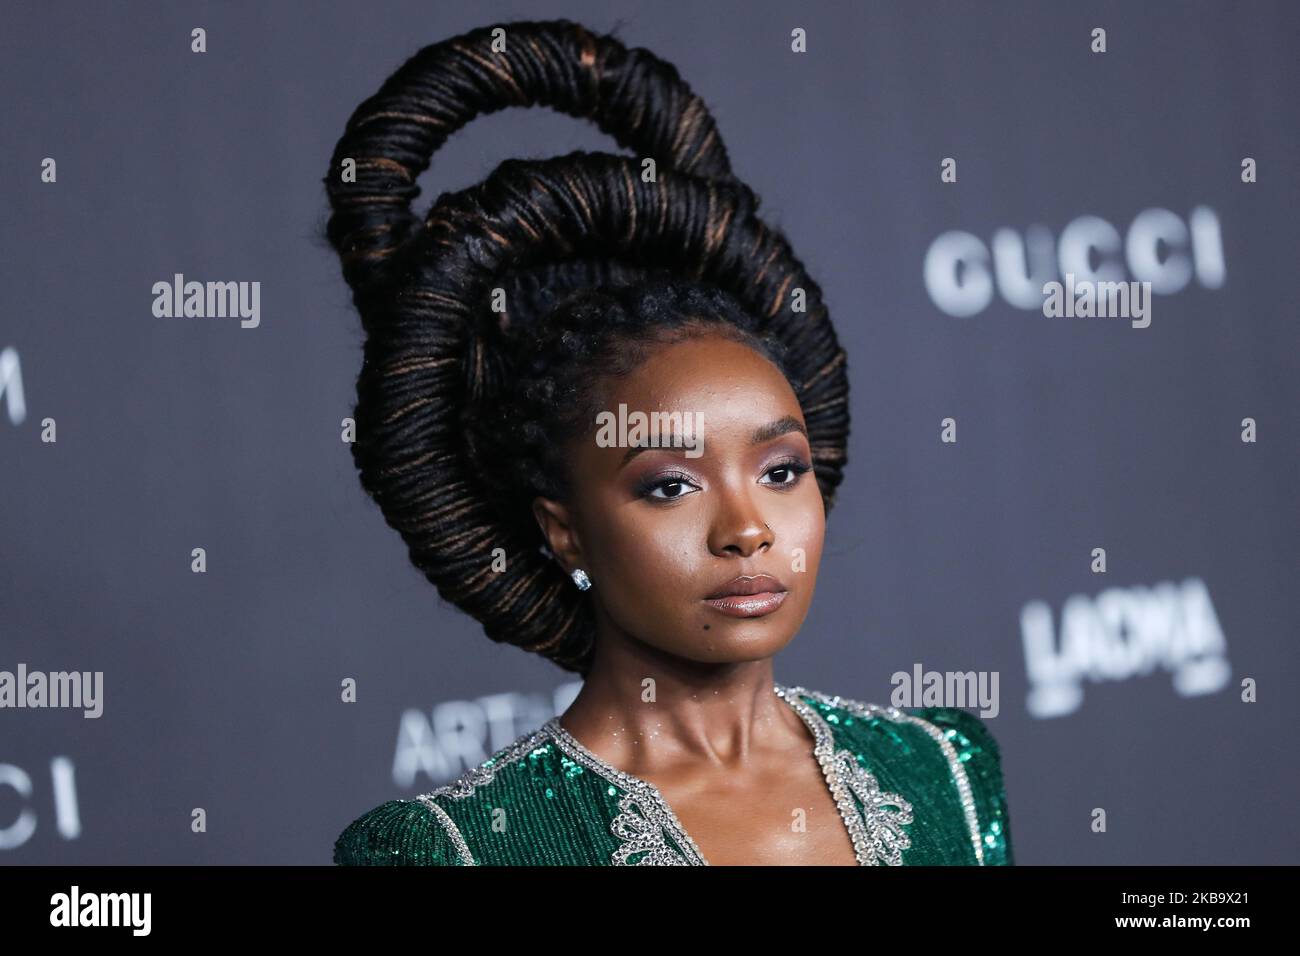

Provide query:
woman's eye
left=762, top=461, right=810, bottom=486
left=642, top=476, right=698, bottom=500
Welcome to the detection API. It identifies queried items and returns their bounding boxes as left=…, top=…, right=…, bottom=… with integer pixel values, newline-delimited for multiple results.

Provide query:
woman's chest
left=649, top=761, right=862, bottom=866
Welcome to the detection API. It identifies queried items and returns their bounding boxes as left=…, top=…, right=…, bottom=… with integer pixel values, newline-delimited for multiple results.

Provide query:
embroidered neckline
left=542, top=682, right=916, bottom=866
left=414, top=683, right=986, bottom=865
left=796, top=687, right=986, bottom=865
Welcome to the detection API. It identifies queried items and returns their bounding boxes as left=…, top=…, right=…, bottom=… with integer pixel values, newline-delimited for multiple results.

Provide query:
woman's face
left=534, top=328, right=826, bottom=667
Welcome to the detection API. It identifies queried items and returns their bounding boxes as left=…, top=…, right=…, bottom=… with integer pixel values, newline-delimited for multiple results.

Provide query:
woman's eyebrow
left=751, top=415, right=808, bottom=445
left=618, top=415, right=807, bottom=468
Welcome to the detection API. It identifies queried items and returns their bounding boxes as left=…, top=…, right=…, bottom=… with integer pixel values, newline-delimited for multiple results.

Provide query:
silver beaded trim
left=608, top=790, right=695, bottom=865
left=414, top=793, right=477, bottom=865
left=546, top=716, right=706, bottom=864
left=775, top=685, right=914, bottom=865
left=416, top=726, right=554, bottom=801
left=789, top=686, right=986, bottom=865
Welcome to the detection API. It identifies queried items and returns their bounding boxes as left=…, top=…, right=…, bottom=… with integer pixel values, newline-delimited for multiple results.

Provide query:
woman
left=323, top=18, right=1012, bottom=866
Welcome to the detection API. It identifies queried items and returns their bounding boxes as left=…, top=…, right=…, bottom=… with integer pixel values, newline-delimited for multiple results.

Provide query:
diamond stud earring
left=570, top=568, right=592, bottom=591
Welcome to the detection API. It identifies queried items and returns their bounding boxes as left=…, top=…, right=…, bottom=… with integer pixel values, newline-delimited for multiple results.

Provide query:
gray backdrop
left=2, top=0, right=1297, bottom=865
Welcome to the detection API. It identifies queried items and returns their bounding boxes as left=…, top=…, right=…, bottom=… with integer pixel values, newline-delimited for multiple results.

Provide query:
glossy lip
left=702, top=573, right=789, bottom=618
left=704, top=573, right=788, bottom=599
left=702, top=590, right=788, bottom=618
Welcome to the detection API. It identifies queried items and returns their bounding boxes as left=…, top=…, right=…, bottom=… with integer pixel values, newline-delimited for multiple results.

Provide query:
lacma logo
left=1020, top=577, right=1230, bottom=718
left=924, top=205, right=1225, bottom=318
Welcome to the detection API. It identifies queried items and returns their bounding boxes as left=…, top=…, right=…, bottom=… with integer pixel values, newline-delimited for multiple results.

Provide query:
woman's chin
left=678, top=627, right=800, bottom=664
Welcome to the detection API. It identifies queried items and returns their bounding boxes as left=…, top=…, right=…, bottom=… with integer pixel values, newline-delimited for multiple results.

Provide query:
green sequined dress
left=334, top=683, right=1014, bottom=866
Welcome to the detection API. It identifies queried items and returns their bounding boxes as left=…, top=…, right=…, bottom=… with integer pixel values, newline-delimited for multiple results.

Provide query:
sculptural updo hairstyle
left=322, top=19, right=849, bottom=676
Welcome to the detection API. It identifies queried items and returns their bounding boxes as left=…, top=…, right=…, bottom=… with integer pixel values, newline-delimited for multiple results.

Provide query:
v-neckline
left=543, top=682, right=879, bottom=865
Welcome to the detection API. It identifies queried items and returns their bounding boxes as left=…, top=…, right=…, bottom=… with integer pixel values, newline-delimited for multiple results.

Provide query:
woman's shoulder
left=333, top=722, right=557, bottom=866
left=786, top=684, right=1004, bottom=753
left=903, top=703, right=1014, bottom=864
left=902, top=703, right=1005, bottom=758
left=333, top=796, right=470, bottom=866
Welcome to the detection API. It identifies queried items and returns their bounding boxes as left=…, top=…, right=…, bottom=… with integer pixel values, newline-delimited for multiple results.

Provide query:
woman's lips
left=702, top=590, right=788, bottom=617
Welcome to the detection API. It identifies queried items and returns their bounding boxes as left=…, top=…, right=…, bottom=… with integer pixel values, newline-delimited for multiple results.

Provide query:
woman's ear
left=532, top=496, right=583, bottom=573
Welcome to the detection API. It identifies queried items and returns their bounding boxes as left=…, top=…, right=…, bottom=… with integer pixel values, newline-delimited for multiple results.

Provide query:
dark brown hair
left=321, top=19, right=849, bottom=676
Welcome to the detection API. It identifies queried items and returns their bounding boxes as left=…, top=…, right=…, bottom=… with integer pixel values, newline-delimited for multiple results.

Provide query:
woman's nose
left=707, top=494, right=774, bottom=557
